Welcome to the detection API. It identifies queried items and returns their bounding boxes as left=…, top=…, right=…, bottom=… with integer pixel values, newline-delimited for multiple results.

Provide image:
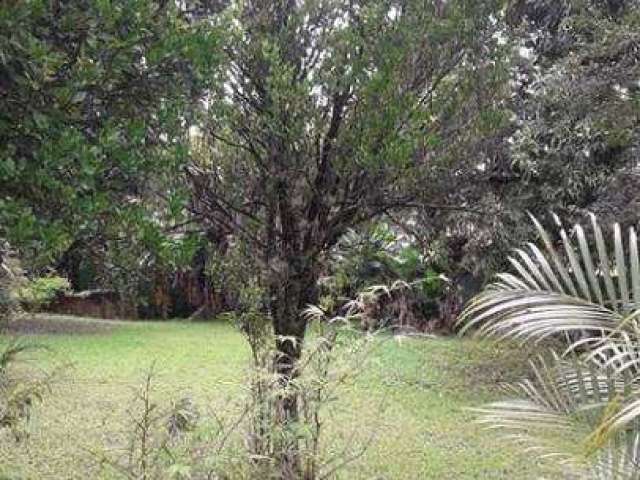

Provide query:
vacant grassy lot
left=1, top=315, right=561, bottom=479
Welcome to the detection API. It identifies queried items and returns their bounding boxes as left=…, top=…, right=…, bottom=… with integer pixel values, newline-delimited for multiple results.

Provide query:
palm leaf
left=475, top=354, right=640, bottom=478
left=460, top=214, right=640, bottom=478
left=458, top=214, right=640, bottom=344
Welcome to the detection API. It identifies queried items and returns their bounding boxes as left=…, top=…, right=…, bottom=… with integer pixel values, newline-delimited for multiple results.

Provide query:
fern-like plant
left=458, top=214, right=640, bottom=479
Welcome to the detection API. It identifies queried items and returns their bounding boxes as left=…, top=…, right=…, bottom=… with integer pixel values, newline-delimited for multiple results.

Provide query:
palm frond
left=458, top=214, right=640, bottom=345
left=460, top=214, right=640, bottom=478
left=591, top=432, right=640, bottom=480
left=475, top=354, right=639, bottom=478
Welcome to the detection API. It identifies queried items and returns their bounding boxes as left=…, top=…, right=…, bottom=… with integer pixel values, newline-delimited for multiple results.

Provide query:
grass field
left=1, top=315, right=563, bottom=479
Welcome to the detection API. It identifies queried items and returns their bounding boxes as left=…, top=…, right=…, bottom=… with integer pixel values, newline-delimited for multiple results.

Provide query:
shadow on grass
left=5, top=314, right=122, bottom=336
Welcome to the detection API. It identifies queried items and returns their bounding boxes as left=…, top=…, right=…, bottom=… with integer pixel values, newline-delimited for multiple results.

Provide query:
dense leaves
left=413, top=0, right=640, bottom=282
left=0, top=0, right=218, bottom=270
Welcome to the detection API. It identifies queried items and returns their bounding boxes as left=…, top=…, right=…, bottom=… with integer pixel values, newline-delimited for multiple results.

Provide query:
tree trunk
left=269, top=253, right=319, bottom=479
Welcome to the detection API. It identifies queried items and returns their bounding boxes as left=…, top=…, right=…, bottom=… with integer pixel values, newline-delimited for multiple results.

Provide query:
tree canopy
left=1, top=0, right=639, bottom=338
left=0, top=0, right=218, bottom=270
left=183, top=0, right=507, bottom=375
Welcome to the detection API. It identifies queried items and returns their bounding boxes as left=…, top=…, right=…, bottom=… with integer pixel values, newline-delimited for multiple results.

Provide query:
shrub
left=16, top=275, right=70, bottom=312
left=225, top=297, right=381, bottom=479
left=0, top=340, right=52, bottom=441
left=322, top=225, right=446, bottom=332
left=95, top=367, right=200, bottom=480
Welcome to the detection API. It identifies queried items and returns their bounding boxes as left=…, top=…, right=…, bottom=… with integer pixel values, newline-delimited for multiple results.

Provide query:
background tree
left=402, top=0, right=640, bottom=314
left=507, top=0, right=640, bottom=225
left=0, top=0, right=219, bottom=305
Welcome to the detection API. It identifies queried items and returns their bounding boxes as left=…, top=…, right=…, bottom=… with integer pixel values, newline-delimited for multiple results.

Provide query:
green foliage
left=325, top=225, right=443, bottom=299
left=321, top=225, right=445, bottom=330
left=508, top=0, right=640, bottom=217
left=16, top=275, right=70, bottom=312
left=421, top=268, right=446, bottom=298
left=0, top=0, right=219, bottom=270
left=409, top=0, right=640, bottom=282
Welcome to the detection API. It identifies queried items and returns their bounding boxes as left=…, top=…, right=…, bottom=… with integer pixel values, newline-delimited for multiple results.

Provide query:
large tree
left=0, top=0, right=219, bottom=281
left=407, top=0, right=640, bottom=292
left=189, top=0, right=504, bottom=382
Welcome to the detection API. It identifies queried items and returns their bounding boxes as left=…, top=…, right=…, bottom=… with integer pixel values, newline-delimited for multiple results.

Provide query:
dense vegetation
left=1, top=0, right=640, bottom=478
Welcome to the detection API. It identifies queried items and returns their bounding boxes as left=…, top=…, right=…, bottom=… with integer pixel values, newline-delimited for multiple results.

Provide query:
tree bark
left=269, top=251, right=320, bottom=479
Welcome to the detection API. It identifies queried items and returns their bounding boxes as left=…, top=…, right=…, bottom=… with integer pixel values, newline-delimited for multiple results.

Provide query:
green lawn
left=1, top=315, right=562, bottom=479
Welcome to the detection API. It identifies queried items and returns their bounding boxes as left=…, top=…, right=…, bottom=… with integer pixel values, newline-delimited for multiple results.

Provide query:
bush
left=218, top=298, right=381, bottom=480
left=16, top=275, right=70, bottom=312
left=322, top=225, right=446, bottom=332
left=94, top=366, right=199, bottom=480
